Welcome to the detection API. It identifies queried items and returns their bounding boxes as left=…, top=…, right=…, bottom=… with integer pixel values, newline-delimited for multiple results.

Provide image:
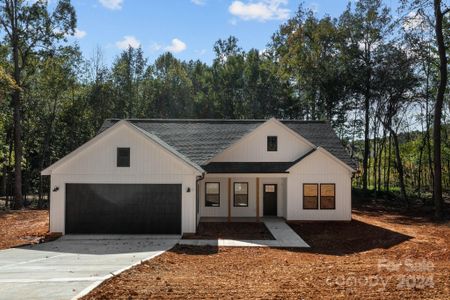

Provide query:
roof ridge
left=104, top=118, right=327, bottom=124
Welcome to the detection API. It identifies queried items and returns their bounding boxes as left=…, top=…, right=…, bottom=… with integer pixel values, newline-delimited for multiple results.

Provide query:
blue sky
left=66, top=0, right=398, bottom=65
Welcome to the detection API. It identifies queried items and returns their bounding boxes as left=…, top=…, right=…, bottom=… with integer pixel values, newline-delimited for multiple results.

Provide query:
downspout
left=195, top=173, right=205, bottom=227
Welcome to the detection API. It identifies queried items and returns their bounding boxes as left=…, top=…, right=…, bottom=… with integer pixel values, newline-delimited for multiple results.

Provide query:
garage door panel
left=65, top=184, right=181, bottom=234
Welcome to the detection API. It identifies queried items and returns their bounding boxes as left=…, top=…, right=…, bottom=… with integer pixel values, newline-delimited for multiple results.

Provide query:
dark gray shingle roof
left=100, top=119, right=356, bottom=169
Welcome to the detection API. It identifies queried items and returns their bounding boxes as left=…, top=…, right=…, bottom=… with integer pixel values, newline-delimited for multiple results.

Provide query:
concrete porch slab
left=180, top=218, right=309, bottom=248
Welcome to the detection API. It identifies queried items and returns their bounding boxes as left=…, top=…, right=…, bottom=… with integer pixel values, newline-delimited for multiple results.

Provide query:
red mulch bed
left=83, top=204, right=450, bottom=299
left=0, top=209, right=49, bottom=249
left=183, top=222, right=274, bottom=240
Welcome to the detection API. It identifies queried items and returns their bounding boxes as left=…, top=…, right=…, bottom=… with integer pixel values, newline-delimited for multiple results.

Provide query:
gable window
left=205, top=182, right=220, bottom=207
left=234, top=182, right=248, bottom=207
left=320, top=184, right=335, bottom=209
left=267, top=136, right=278, bottom=152
left=117, top=147, right=130, bottom=167
left=303, top=184, right=318, bottom=209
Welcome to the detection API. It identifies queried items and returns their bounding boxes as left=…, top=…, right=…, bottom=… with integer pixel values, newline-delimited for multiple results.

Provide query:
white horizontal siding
left=211, top=120, right=313, bottom=162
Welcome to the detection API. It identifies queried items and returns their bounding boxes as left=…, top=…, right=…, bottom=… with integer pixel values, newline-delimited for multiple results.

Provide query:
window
left=265, top=185, right=276, bottom=193
left=320, top=184, right=335, bottom=209
left=117, top=147, right=130, bottom=167
left=234, top=182, right=248, bottom=207
left=303, top=184, right=318, bottom=209
left=267, top=136, right=278, bottom=151
left=205, top=182, right=220, bottom=207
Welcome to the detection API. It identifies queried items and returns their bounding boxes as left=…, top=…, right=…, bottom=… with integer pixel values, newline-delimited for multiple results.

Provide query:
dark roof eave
left=204, top=171, right=290, bottom=174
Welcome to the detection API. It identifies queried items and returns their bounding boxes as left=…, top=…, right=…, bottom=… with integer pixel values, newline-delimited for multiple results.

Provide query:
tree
left=339, top=0, right=392, bottom=192
left=111, top=46, right=147, bottom=118
left=0, top=0, right=76, bottom=209
left=0, top=65, right=19, bottom=99
left=212, top=36, right=245, bottom=118
left=402, top=0, right=449, bottom=218
left=432, top=0, right=449, bottom=219
left=149, top=52, right=194, bottom=118
left=375, top=44, right=418, bottom=203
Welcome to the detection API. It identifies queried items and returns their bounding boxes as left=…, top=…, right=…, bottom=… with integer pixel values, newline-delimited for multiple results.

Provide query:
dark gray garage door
left=65, top=184, right=181, bottom=234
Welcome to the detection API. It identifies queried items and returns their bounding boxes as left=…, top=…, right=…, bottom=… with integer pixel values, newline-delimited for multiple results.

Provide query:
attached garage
left=65, top=184, right=182, bottom=234
left=41, top=120, right=203, bottom=235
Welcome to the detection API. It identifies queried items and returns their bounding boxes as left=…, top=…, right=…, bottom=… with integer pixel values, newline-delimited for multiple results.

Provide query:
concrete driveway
left=0, top=235, right=179, bottom=300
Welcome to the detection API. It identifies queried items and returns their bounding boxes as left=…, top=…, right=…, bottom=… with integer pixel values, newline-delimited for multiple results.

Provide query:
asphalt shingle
left=100, top=119, right=356, bottom=170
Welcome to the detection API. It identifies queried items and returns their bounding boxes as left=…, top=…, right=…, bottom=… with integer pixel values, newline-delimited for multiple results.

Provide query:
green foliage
left=0, top=0, right=449, bottom=203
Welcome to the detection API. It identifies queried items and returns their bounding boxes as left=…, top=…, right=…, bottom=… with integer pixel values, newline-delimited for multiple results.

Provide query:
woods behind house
left=0, top=0, right=449, bottom=217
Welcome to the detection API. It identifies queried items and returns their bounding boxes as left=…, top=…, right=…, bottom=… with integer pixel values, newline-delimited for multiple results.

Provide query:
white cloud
left=116, top=35, right=140, bottom=50
left=228, top=0, right=290, bottom=22
left=99, top=0, right=123, bottom=10
left=165, top=38, right=187, bottom=53
left=73, top=28, right=87, bottom=39
left=191, top=0, right=206, bottom=5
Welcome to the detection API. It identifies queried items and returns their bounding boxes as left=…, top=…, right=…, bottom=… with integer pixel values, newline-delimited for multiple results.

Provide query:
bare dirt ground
left=0, top=210, right=49, bottom=249
left=84, top=204, right=450, bottom=300
left=183, top=222, right=274, bottom=240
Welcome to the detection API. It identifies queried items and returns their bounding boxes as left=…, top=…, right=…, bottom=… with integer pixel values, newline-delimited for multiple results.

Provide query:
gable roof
left=100, top=119, right=356, bottom=170
left=287, top=147, right=356, bottom=173
left=42, top=120, right=203, bottom=175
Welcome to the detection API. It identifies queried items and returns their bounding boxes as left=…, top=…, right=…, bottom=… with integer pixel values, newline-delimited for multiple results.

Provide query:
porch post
left=228, top=178, right=231, bottom=222
left=256, top=177, right=260, bottom=222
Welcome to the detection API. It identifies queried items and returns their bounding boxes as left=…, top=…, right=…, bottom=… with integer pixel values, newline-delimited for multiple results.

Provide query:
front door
left=263, top=184, right=277, bottom=216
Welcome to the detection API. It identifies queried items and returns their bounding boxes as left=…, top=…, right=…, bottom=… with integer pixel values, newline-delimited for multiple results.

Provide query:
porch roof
left=202, top=162, right=291, bottom=173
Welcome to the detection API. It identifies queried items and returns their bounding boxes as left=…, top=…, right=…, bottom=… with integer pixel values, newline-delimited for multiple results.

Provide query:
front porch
left=197, top=174, right=288, bottom=221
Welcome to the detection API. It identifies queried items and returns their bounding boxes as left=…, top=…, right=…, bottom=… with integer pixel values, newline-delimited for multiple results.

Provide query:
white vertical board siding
left=199, top=176, right=286, bottom=218
left=49, top=124, right=199, bottom=234
left=211, top=121, right=313, bottom=162
left=55, top=124, right=195, bottom=176
left=286, top=150, right=352, bottom=221
left=281, top=178, right=288, bottom=218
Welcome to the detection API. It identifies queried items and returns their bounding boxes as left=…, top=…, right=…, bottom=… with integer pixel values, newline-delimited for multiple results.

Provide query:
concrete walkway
left=179, top=218, right=309, bottom=248
left=0, top=236, right=179, bottom=300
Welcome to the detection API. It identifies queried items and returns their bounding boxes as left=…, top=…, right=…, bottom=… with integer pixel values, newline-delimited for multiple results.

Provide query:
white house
left=41, top=118, right=356, bottom=235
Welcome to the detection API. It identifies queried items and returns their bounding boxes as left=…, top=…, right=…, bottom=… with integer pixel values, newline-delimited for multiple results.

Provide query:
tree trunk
left=12, top=30, right=23, bottom=210
left=38, top=93, right=59, bottom=209
left=390, top=129, right=408, bottom=205
left=418, top=133, right=426, bottom=198
left=432, top=0, right=447, bottom=219
left=386, top=134, right=392, bottom=192
left=377, top=130, right=385, bottom=193
left=362, top=94, right=370, bottom=191
left=373, top=118, right=378, bottom=193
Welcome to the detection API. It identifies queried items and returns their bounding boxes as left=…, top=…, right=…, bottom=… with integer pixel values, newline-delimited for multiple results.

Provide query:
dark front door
left=65, top=183, right=181, bottom=234
left=263, top=184, right=277, bottom=216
